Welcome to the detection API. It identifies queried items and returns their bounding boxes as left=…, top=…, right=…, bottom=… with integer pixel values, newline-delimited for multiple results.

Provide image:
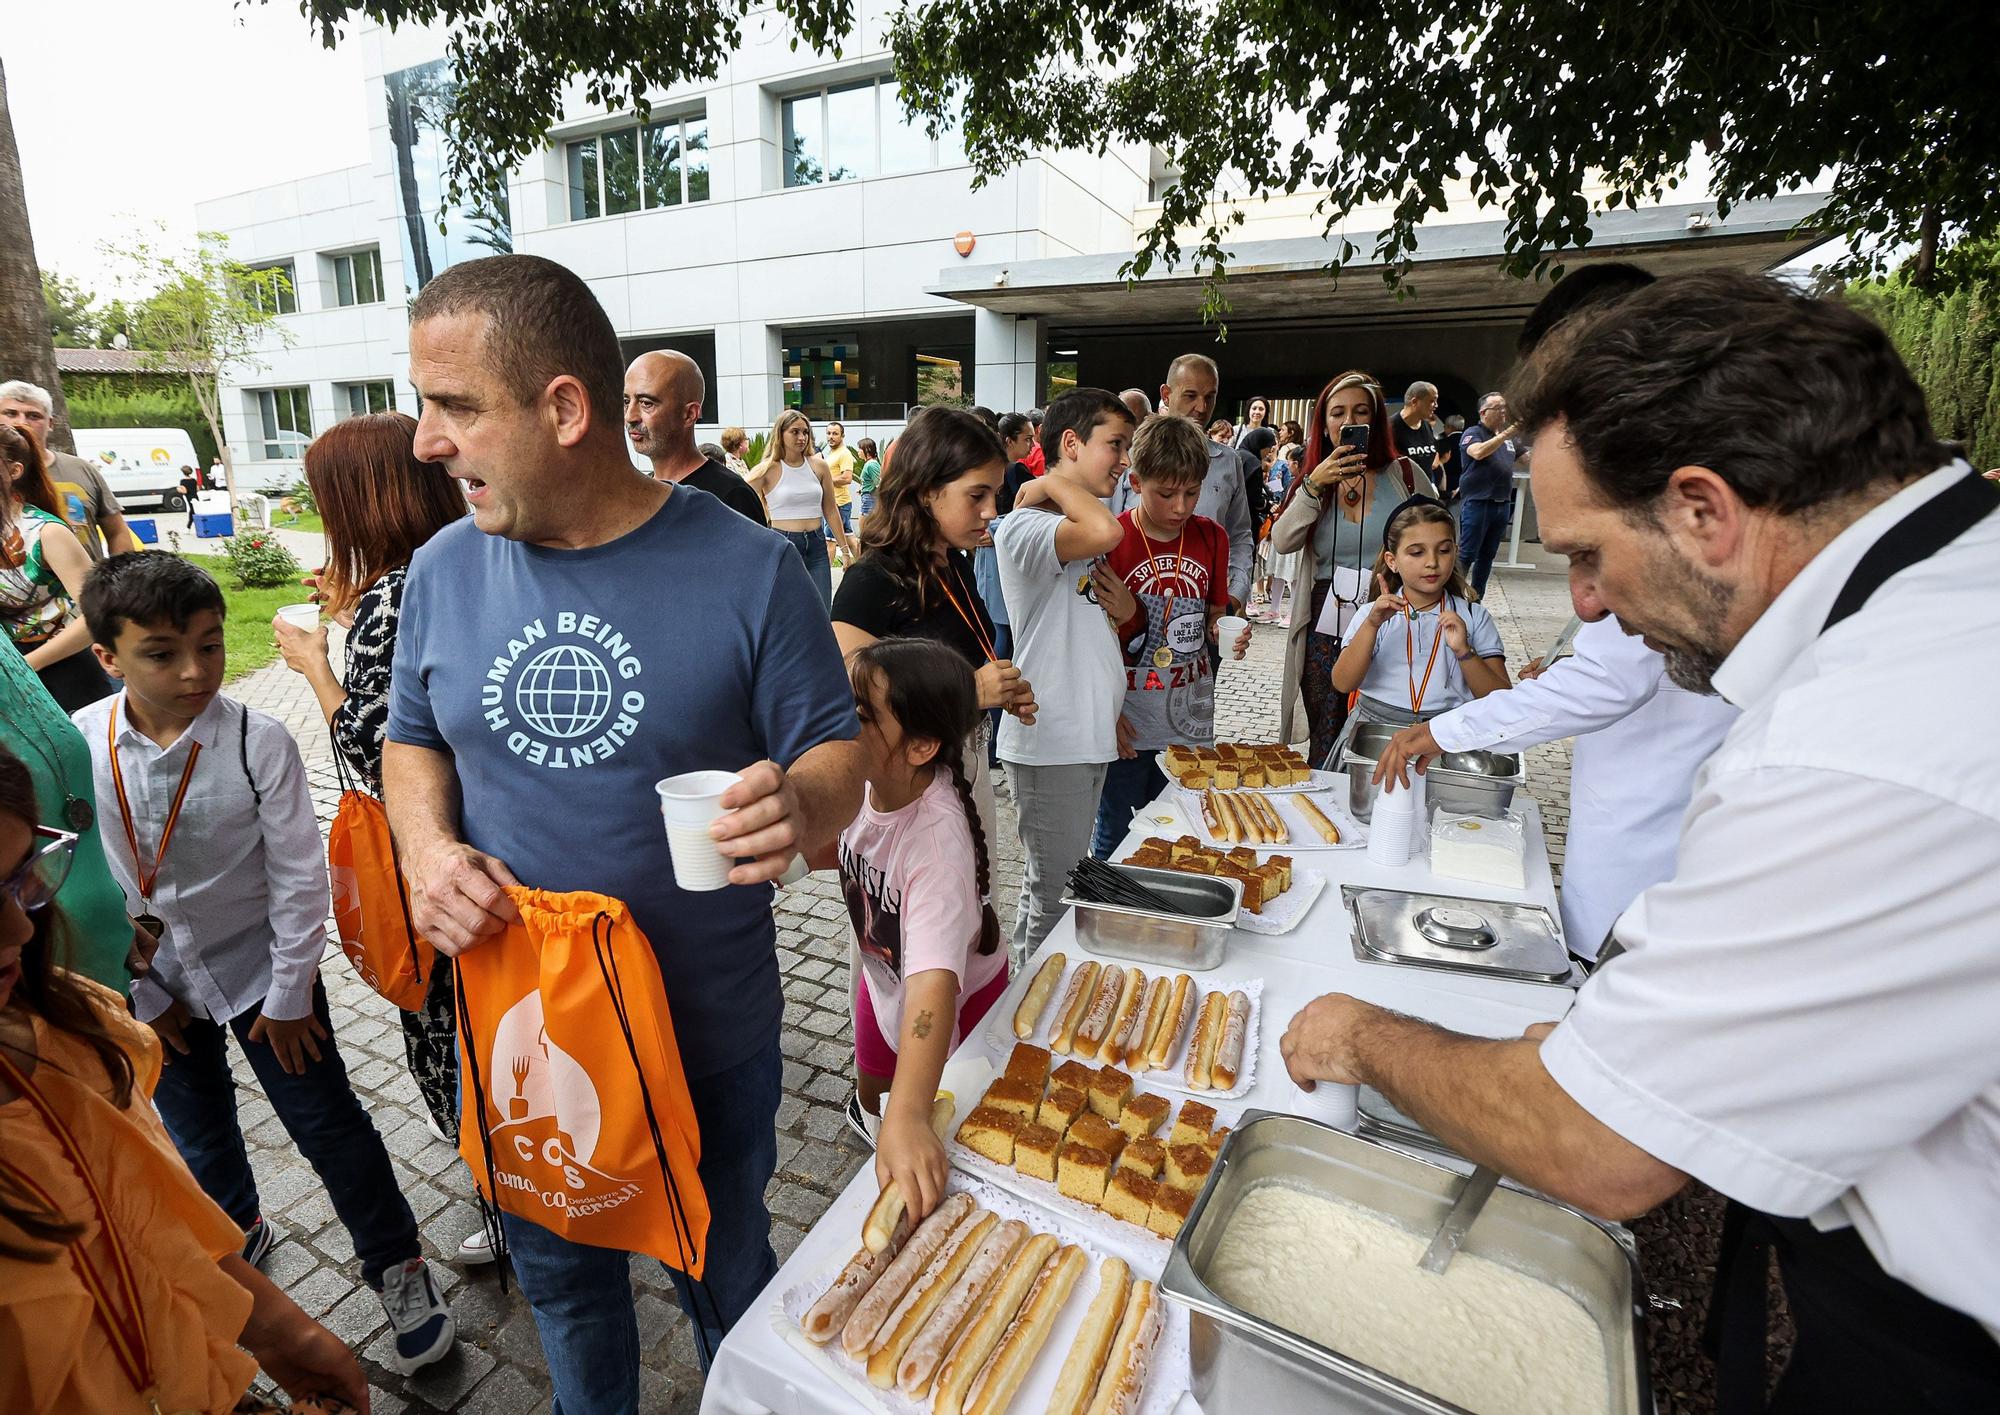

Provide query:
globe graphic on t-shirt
left=515, top=644, right=613, bottom=739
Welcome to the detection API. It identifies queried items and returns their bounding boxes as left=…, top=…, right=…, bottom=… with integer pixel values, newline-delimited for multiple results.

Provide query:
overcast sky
left=9, top=0, right=370, bottom=293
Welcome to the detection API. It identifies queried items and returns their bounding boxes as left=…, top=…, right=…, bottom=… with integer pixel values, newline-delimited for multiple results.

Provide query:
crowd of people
left=0, top=249, right=1994, bottom=1415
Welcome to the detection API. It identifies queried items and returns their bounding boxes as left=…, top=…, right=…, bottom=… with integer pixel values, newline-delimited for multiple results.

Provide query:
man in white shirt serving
left=1282, top=271, right=2000, bottom=1412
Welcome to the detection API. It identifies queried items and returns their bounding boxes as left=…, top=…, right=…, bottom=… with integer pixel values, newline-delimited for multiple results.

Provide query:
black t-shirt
left=831, top=549, right=993, bottom=670
left=684, top=457, right=769, bottom=526
left=998, top=460, right=1035, bottom=515
left=1395, top=416, right=1445, bottom=478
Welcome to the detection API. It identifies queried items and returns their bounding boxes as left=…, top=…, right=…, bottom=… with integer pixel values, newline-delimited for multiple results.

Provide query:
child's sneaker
left=376, top=1257, right=455, bottom=1373
left=240, top=1215, right=281, bottom=1268
left=455, top=1227, right=499, bottom=1266
left=845, top=1092, right=880, bottom=1147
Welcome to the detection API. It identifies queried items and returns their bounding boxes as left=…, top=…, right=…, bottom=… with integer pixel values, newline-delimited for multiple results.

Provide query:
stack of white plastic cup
left=1366, top=766, right=1426, bottom=868
left=1291, top=1078, right=1361, bottom=1130
left=655, top=770, right=743, bottom=892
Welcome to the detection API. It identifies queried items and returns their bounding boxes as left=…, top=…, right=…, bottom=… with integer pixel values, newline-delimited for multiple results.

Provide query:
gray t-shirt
left=48, top=450, right=122, bottom=562
left=993, top=506, right=1124, bottom=767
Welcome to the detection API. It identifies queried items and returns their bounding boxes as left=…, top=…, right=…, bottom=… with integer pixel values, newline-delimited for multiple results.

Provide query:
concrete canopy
left=930, top=194, right=1832, bottom=328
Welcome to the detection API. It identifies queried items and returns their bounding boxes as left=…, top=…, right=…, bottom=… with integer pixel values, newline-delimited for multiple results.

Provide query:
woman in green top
left=856, top=437, right=881, bottom=526
left=0, top=424, right=113, bottom=712
left=0, top=631, right=137, bottom=988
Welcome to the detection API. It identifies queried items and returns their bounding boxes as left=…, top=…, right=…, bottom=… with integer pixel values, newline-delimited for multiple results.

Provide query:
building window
left=331, top=249, right=384, bottom=306
left=782, top=79, right=964, bottom=188
left=244, top=263, right=297, bottom=316
left=338, top=381, right=398, bottom=417
left=779, top=316, right=974, bottom=421
left=254, top=387, right=313, bottom=459
left=385, top=59, right=513, bottom=295
left=565, top=109, right=709, bottom=220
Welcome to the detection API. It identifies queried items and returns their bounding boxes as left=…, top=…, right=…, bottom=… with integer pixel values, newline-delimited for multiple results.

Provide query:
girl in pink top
left=827, top=639, right=1008, bottom=1222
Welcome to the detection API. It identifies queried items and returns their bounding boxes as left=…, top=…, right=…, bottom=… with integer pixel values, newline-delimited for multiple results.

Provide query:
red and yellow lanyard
left=108, top=701, right=201, bottom=905
left=1406, top=595, right=1449, bottom=712
left=1138, top=514, right=1189, bottom=666
left=935, top=556, right=998, bottom=663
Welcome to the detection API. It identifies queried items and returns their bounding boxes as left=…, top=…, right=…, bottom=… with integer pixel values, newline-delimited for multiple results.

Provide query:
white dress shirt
left=1539, top=463, right=2000, bottom=1334
left=74, top=691, right=330, bottom=1024
left=1429, top=616, right=1739, bottom=956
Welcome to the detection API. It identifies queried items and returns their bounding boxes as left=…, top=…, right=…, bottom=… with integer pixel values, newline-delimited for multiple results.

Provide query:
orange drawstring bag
left=325, top=758, right=434, bottom=1010
left=454, top=887, right=710, bottom=1282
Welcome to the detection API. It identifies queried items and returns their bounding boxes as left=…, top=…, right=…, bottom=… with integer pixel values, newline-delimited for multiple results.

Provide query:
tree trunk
left=1913, top=205, right=1941, bottom=290
left=0, top=59, right=76, bottom=454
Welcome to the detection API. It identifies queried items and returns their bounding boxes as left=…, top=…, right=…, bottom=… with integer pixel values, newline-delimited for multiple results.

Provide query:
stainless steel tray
left=1342, top=720, right=1524, bottom=822
left=1059, top=863, right=1241, bottom=972
left=1344, top=884, right=1575, bottom=986
left=1356, top=1086, right=1456, bottom=1161
left=1161, top=1113, right=1651, bottom=1415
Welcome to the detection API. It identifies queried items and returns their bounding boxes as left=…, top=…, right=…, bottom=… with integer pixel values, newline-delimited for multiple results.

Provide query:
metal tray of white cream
left=1342, top=885, right=1576, bottom=986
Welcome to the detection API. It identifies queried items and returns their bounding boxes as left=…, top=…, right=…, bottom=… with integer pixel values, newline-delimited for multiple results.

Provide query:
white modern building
left=199, top=15, right=1828, bottom=490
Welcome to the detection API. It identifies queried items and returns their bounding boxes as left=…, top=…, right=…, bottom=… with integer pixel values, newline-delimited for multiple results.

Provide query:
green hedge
left=62, top=381, right=219, bottom=468
left=1847, top=277, right=2000, bottom=470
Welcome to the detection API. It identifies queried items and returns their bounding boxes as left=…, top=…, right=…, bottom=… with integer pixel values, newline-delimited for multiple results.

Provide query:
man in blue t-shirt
left=383, top=255, right=861, bottom=1409
left=1458, top=391, right=1525, bottom=598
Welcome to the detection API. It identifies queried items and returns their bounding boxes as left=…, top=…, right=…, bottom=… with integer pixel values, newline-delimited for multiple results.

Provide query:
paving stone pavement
left=220, top=562, right=1576, bottom=1412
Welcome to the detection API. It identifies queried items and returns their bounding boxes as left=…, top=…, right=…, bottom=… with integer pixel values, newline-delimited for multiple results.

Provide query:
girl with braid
left=819, top=638, right=1008, bottom=1223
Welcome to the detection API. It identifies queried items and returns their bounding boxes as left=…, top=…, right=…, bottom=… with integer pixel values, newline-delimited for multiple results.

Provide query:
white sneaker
left=455, top=1226, right=499, bottom=1265
left=377, top=1257, right=455, bottom=1374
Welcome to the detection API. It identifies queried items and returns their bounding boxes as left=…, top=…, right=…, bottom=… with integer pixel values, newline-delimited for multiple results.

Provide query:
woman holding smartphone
left=1269, top=370, right=1435, bottom=761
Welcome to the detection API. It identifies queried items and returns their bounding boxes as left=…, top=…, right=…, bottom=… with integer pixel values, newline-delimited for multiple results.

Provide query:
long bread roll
left=1147, top=974, right=1195, bottom=1069
left=965, top=1244, right=1089, bottom=1415
left=1046, top=1256, right=1133, bottom=1415
left=841, top=1192, right=974, bottom=1357
left=896, top=1218, right=1028, bottom=1397
left=802, top=1216, right=909, bottom=1343
left=867, top=1210, right=998, bottom=1385
left=1012, top=950, right=1068, bottom=1039
left=1125, top=975, right=1169, bottom=1070
left=1051, top=961, right=1101, bottom=1054
left=1098, top=967, right=1146, bottom=1062
left=1074, top=962, right=1125, bottom=1053
left=1185, top=990, right=1227, bottom=1090
left=1212, top=990, right=1252, bottom=1090
left=932, top=1232, right=1060, bottom=1415
left=1293, top=792, right=1342, bottom=843
left=1083, top=1280, right=1164, bottom=1415
left=862, top=1094, right=957, bottom=1250
left=1199, top=789, right=1226, bottom=839
left=1248, top=792, right=1286, bottom=843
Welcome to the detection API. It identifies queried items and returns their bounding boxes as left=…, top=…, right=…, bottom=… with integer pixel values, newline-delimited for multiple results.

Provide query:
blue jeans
left=151, top=977, right=419, bottom=1288
left=1091, top=750, right=1169, bottom=860
left=985, top=623, right=1013, bottom=764
left=502, top=1036, right=783, bottom=1413
left=1459, top=497, right=1511, bottom=597
left=781, top=528, right=833, bottom=612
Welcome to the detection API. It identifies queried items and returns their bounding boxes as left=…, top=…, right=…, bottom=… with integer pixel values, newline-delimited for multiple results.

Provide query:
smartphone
left=1338, top=424, right=1370, bottom=454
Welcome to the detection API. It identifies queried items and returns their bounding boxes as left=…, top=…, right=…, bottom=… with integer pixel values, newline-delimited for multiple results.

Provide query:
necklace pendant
left=63, top=796, right=94, bottom=831
left=1152, top=645, right=1175, bottom=669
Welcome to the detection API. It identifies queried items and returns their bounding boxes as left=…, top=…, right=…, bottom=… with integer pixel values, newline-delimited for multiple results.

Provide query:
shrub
left=219, top=533, right=303, bottom=588
left=283, top=476, right=317, bottom=514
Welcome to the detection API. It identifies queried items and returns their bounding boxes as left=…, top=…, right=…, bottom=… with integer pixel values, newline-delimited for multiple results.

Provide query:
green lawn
left=182, top=553, right=312, bottom=681
left=271, top=509, right=324, bottom=535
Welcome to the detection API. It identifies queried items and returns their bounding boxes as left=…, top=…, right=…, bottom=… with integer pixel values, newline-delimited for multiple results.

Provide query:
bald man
left=1118, top=388, right=1154, bottom=423
left=624, top=350, right=768, bottom=525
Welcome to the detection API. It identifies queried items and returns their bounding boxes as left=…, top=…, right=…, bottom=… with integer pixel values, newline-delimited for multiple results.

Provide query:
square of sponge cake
left=1101, top=1167, right=1159, bottom=1226
left=955, top=1105, right=1020, bottom=1166
left=1146, top=1184, right=1195, bottom=1239
left=982, top=1077, right=1043, bottom=1121
left=1057, top=1142, right=1112, bottom=1206
left=1003, top=1042, right=1053, bottom=1088
left=1171, top=1100, right=1219, bottom=1147
left=1038, top=1083, right=1088, bottom=1131
left=1013, top=1122, right=1061, bottom=1183
left=1165, top=1142, right=1215, bottom=1193
left=1050, top=1060, right=1097, bottom=1095
left=1118, top=1135, right=1167, bottom=1179
left=1088, top=1066, right=1135, bottom=1121
left=1118, top=1092, right=1170, bottom=1139
left=1068, top=1112, right=1127, bottom=1162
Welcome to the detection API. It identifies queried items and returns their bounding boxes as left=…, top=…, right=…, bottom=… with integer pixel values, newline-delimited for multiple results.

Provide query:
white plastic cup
left=1366, top=769, right=1425, bottom=868
left=1291, top=1078, right=1360, bottom=1130
left=275, top=603, right=320, bottom=630
left=1215, top=614, right=1250, bottom=657
left=656, top=770, right=744, bottom=892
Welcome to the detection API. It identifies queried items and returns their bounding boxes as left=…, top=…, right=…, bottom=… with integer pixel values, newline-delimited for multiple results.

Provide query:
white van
left=71, top=428, right=200, bottom=511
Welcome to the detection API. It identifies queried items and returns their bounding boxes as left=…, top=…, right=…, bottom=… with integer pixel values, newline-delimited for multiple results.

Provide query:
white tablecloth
left=700, top=790, right=1574, bottom=1414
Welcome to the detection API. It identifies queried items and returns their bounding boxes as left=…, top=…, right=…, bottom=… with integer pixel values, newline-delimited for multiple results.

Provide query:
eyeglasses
left=1, top=827, right=77, bottom=913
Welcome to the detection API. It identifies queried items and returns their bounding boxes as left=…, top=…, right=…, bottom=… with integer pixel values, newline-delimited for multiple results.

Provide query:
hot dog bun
left=932, top=1231, right=1059, bottom=1415
left=1075, top=962, right=1125, bottom=1052
left=1148, top=974, right=1195, bottom=1069
left=1212, top=990, right=1251, bottom=1090
left=1185, top=990, right=1226, bottom=1090
left=1051, top=961, right=1101, bottom=1054
left=896, top=1218, right=1028, bottom=1398
left=1098, top=967, right=1146, bottom=1063
left=965, top=1244, right=1089, bottom=1415
left=1083, top=1280, right=1163, bottom=1415
left=1046, top=1256, right=1132, bottom=1415
left=1125, top=975, right=1169, bottom=1070
left=841, top=1191, right=974, bottom=1357
left=1013, top=950, right=1067, bottom=1039
left=803, top=1219, right=909, bottom=1343
left=867, top=1210, right=997, bottom=1385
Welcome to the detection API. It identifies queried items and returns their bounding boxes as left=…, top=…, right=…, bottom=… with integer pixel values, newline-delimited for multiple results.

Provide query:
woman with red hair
left=1268, top=371, right=1435, bottom=760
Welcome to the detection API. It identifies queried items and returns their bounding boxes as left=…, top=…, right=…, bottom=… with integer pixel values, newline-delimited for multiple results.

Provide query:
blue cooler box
left=126, top=517, right=159, bottom=544
left=194, top=512, right=235, bottom=538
